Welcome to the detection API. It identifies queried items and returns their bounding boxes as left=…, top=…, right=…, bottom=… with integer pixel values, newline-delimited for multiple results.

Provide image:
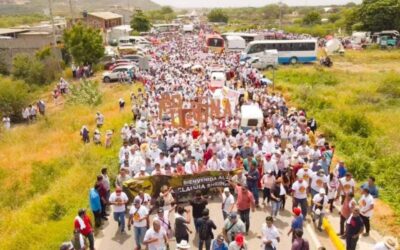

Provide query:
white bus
left=240, top=39, right=318, bottom=64
left=222, top=32, right=263, bottom=44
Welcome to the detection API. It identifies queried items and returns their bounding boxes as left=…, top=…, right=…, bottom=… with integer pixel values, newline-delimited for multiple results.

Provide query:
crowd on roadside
left=61, top=30, right=400, bottom=250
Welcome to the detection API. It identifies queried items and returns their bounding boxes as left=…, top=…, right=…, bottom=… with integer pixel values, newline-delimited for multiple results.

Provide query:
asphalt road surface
left=95, top=196, right=335, bottom=250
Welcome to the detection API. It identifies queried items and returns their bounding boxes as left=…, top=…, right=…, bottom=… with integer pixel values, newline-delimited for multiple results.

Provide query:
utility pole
left=48, top=0, right=57, bottom=46
left=279, top=0, right=282, bottom=30
left=69, top=0, right=74, bottom=23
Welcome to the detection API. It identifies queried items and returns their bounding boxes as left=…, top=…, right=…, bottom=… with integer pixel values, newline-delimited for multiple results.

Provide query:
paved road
left=95, top=196, right=335, bottom=250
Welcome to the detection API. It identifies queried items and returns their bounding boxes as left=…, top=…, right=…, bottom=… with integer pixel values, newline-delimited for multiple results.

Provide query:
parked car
left=102, top=65, right=135, bottom=83
left=103, top=59, right=131, bottom=70
left=122, top=55, right=143, bottom=63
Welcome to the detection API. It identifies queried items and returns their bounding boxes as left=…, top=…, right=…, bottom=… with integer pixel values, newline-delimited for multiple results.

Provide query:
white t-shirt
left=292, top=181, right=308, bottom=199
left=312, top=194, right=328, bottom=213
left=340, top=177, right=355, bottom=195
left=310, top=173, right=328, bottom=192
left=261, top=223, right=280, bottom=248
left=296, top=168, right=312, bottom=182
left=109, top=192, right=129, bottom=213
left=359, top=194, right=374, bottom=217
left=129, top=205, right=149, bottom=227
left=143, top=227, right=166, bottom=250
left=222, top=193, right=235, bottom=212
left=134, top=193, right=152, bottom=207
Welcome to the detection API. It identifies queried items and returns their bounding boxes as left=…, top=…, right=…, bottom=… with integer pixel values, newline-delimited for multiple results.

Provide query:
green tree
left=0, top=77, right=31, bottom=122
left=357, top=0, right=400, bottom=32
left=12, top=49, right=62, bottom=86
left=207, top=9, right=229, bottom=23
left=63, top=23, right=104, bottom=65
left=302, top=11, right=322, bottom=25
left=131, top=12, right=151, bottom=32
left=328, top=13, right=341, bottom=23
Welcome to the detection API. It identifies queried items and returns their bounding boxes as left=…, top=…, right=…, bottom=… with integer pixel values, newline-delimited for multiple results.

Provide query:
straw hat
left=384, top=236, right=399, bottom=250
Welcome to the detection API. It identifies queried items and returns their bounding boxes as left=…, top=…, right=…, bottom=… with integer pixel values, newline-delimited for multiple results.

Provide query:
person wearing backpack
left=197, top=208, right=217, bottom=250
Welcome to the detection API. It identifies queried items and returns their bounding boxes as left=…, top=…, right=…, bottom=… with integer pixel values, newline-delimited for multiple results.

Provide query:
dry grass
left=0, top=80, right=143, bottom=250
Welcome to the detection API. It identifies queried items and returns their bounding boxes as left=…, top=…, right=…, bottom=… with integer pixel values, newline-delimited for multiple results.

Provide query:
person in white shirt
left=108, top=187, right=129, bottom=233
left=184, top=156, right=198, bottom=174
left=359, top=188, right=374, bottom=236
left=95, top=112, right=104, bottom=128
left=135, top=191, right=152, bottom=208
left=310, top=170, right=328, bottom=197
left=312, top=188, right=328, bottom=232
left=129, top=198, right=149, bottom=249
left=296, top=166, right=312, bottom=183
left=207, top=153, right=221, bottom=171
left=119, top=142, right=130, bottom=162
left=263, top=154, right=278, bottom=176
left=261, top=216, right=280, bottom=250
left=151, top=163, right=165, bottom=176
left=2, top=116, right=10, bottom=130
left=291, top=177, right=309, bottom=219
left=143, top=219, right=168, bottom=250
left=337, top=173, right=356, bottom=204
left=221, top=188, right=235, bottom=220
left=221, top=154, right=237, bottom=171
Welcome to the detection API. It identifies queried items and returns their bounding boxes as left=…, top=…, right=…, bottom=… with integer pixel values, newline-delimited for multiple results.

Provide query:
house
left=0, top=28, right=55, bottom=70
left=86, top=12, right=123, bottom=30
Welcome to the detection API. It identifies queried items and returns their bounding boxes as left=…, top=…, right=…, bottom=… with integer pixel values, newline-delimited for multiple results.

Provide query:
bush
left=12, top=51, right=62, bottom=85
left=68, top=79, right=102, bottom=106
left=377, top=73, right=400, bottom=98
left=339, top=112, right=371, bottom=138
left=0, top=77, right=31, bottom=122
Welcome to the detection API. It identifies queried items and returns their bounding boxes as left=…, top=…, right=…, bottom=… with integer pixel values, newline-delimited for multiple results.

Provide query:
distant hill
left=0, top=0, right=160, bottom=15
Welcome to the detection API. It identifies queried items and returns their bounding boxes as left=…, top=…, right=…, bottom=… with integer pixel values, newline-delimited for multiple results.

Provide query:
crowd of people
left=62, top=30, right=398, bottom=250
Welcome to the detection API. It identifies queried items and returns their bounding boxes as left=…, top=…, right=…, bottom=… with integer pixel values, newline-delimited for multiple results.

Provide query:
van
left=249, top=50, right=278, bottom=70
left=240, top=105, right=264, bottom=128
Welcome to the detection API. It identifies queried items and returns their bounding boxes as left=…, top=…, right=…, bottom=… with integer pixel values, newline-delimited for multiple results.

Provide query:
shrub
left=0, top=77, right=31, bottom=122
left=339, top=112, right=371, bottom=138
left=12, top=51, right=62, bottom=86
left=68, top=79, right=102, bottom=106
left=377, top=73, right=400, bottom=98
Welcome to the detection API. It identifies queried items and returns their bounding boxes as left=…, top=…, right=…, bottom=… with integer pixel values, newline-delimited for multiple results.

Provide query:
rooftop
left=0, top=28, right=29, bottom=36
left=88, top=12, right=122, bottom=20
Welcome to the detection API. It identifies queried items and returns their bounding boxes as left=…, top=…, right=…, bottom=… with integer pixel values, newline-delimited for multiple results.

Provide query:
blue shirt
left=337, top=166, right=347, bottom=178
left=211, top=240, right=228, bottom=250
left=361, top=183, right=379, bottom=198
left=89, top=188, right=101, bottom=212
left=291, top=215, right=304, bottom=230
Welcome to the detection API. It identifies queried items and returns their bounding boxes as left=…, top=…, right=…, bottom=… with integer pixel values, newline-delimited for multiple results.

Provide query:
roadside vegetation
left=264, top=49, right=400, bottom=234
left=0, top=81, right=143, bottom=249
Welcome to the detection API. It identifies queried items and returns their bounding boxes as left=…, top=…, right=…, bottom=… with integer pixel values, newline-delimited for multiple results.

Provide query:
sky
left=152, top=0, right=361, bottom=8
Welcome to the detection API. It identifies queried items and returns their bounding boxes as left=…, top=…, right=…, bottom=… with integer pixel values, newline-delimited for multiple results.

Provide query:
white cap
left=224, top=187, right=230, bottom=193
left=140, top=166, right=146, bottom=171
left=319, top=188, right=326, bottom=194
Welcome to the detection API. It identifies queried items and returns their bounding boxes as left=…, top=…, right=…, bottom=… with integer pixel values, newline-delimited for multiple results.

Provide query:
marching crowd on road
left=60, top=31, right=399, bottom=250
